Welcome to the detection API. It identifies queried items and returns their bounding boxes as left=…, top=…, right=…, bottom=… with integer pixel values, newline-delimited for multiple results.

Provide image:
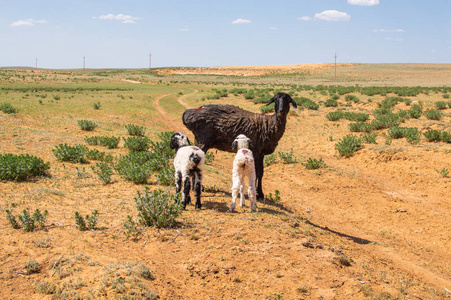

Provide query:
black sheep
left=182, top=92, right=297, bottom=200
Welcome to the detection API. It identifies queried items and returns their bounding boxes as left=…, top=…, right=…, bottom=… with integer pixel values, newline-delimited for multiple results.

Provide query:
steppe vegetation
left=0, top=64, right=450, bottom=299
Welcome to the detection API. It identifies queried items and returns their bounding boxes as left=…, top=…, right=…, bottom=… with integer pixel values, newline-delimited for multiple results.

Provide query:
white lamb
left=230, top=134, right=257, bottom=212
left=170, top=132, right=205, bottom=209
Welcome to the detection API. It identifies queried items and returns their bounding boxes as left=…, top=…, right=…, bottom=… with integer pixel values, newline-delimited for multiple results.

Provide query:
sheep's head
left=232, top=134, right=254, bottom=151
left=170, top=132, right=191, bottom=151
left=266, top=92, right=297, bottom=115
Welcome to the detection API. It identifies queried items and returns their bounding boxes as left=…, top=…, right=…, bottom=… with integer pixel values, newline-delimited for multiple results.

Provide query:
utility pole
left=334, top=53, right=337, bottom=78
left=149, top=52, right=152, bottom=70
left=35, top=58, right=38, bottom=69
left=83, top=56, right=86, bottom=71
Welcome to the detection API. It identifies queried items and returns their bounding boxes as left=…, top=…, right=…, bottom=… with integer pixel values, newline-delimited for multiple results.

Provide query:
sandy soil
left=0, top=65, right=450, bottom=299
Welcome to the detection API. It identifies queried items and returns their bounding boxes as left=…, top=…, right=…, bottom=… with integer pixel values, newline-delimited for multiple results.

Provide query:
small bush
left=259, top=103, right=274, bottom=113
left=264, top=153, right=277, bottom=166
left=85, top=136, right=99, bottom=145
left=25, top=259, right=41, bottom=274
left=423, top=129, right=442, bottom=142
left=425, top=110, right=443, bottom=121
left=125, top=124, right=146, bottom=137
left=115, top=152, right=154, bottom=184
left=75, top=210, right=98, bottom=231
left=77, top=120, right=98, bottom=131
left=205, top=152, right=215, bottom=164
left=123, top=216, right=140, bottom=238
left=302, top=157, right=326, bottom=170
left=156, top=166, right=175, bottom=186
left=408, top=104, right=423, bottom=119
left=99, top=136, right=120, bottom=149
left=345, top=95, right=360, bottom=103
left=92, top=163, right=113, bottom=184
left=92, top=102, right=101, bottom=110
left=0, top=102, right=18, bottom=114
left=349, top=122, right=373, bottom=133
left=434, top=101, right=448, bottom=110
left=335, top=135, right=362, bottom=157
left=6, top=209, right=48, bottom=231
left=123, top=136, right=151, bottom=152
left=442, top=94, right=450, bottom=99
left=436, top=168, right=449, bottom=178
left=278, top=150, right=297, bottom=164
left=441, top=131, right=451, bottom=143
left=324, top=99, right=338, bottom=107
left=268, top=190, right=281, bottom=203
left=361, top=132, right=377, bottom=144
left=0, top=154, right=50, bottom=181
left=134, top=188, right=182, bottom=229
left=388, top=127, right=405, bottom=139
left=326, top=111, right=344, bottom=121
left=53, top=144, right=87, bottom=163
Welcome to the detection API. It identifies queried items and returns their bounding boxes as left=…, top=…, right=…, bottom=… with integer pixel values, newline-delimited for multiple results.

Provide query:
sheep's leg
left=194, top=172, right=202, bottom=209
left=175, top=171, right=182, bottom=203
left=255, top=156, right=265, bottom=200
left=230, top=172, right=240, bottom=212
left=239, top=176, right=245, bottom=207
left=248, top=168, right=257, bottom=211
left=182, top=176, right=191, bottom=209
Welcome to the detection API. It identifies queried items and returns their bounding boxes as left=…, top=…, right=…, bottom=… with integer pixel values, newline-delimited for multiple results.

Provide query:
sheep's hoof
left=195, top=203, right=202, bottom=210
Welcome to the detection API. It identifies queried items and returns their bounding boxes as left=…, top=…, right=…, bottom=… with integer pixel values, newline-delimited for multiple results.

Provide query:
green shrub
left=25, top=260, right=41, bottom=274
left=123, top=216, right=140, bottom=238
left=99, top=136, right=120, bottom=149
left=404, top=128, right=421, bottom=144
left=53, top=144, right=87, bottom=163
left=345, top=112, right=369, bottom=122
left=302, top=157, right=326, bottom=170
left=259, top=103, right=274, bottom=113
left=425, top=110, right=443, bottom=121
left=408, top=104, right=423, bottom=119
left=85, top=149, right=112, bottom=162
left=371, top=113, right=400, bottom=130
left=123, top=136, right=151, bottom=152
left=268, top=190, right=281, bottom=203
left=264, top=153, right=277, bottom=166
left=278, top=150, right=297, bottom=164
left=85, top=136, right=99, bottom=145
left=0, top=154, right=50, bottom=181
left=7, top=209, right=48, bottom=231
left=115, top=152, right=154, bottom=184
left=0, top=102, right=18, bottom=114
left=205, top=152, right=215, bottom=164
left=442, top=94, right=450, bottom=99
left=434, top=101, right=448, bottom=110
left=77, top=120, right=98, bottom=131
left=349, top=122, right=373, bottom=133
left=326, top=111, right=344, bottom=121
left=92, top=102, right=101, bottom=110
left=92, top=163, right=113, bottom=184
left=324, top=99, right=338, bottom=107
left=361, top=132, right=377, bottom=144
left=75, top=210, right=98, bottom=231
left=345, top=95, right=360, bottom=103
left=156, top=166, right=175, bottom=186
left=388, top=127, right=405, bottom=139
left=335, top=135, right=362, bottom=157
left=125, top=124, right=146, bottom=137
left=441, top=131, right=451, bottom=143
left=53, top=95, right=61, bottom=101
left=134, top=188, right=182, bottom=229
left=423, top=129, right=442, bottom=142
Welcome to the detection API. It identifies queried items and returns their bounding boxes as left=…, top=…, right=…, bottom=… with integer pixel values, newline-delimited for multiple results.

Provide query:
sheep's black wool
left=182, top=92, right=297, bottom=200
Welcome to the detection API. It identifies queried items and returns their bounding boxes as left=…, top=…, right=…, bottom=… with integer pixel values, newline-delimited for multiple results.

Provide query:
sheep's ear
left=266, top=95, right=276, bottom=106
left=232, top=140, right=237, bottom=150
left=248, top=139, right=254, bottom=149
left=289, top=96, right=298, bottom=108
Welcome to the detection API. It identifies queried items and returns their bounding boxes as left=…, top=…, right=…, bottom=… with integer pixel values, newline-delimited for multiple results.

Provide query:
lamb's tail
left=189, top=153, right=202, bottom=165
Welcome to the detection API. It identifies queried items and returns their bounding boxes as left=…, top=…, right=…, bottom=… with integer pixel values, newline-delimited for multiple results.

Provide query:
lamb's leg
left=175, top=171, right=182, bottom=203
left=230, top=171, right=240, bottom=212
left=182, top=176, right=191, bottom=208
left=194, top=172, right=202, bottom=209
left=255, top=156, right=265, bottom=200
left=248, top=168, right=257, bottom=211
left=239, top=176, right=245, bottom=207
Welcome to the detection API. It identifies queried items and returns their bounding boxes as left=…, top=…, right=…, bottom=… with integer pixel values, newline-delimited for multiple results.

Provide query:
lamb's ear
left=248, top=138, right=254, bottom=149
left=169, top=136, right=178, bottom=149
left=266, top=95, right=276, bottom=106
left=231, top=140, right=237, bottom=150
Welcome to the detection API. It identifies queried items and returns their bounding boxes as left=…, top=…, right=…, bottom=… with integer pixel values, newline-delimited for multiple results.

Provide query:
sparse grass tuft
left=302, top=157, right=326, bottom=170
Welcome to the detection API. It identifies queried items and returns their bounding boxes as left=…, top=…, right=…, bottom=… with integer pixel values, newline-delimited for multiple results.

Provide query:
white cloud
left=348, top=0, right=380, bottom=6
left=179, top=28, right=190, bottom=32
left=93, top=14, right=141, bottom=24
left=269, top=27, right=277, bottom=30
left=373, top=29, right=405, bottom=33
left=298, top=16, right=312, bottom=21
left=232, top=18, right=252, bottom=24
left=10, top=18, right=47, bottom=27
left=314, top=10, right=351, bottom=21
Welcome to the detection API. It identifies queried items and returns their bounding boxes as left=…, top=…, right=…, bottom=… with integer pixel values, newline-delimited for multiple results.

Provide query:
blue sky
left=1, top=0, right=450, bottom=69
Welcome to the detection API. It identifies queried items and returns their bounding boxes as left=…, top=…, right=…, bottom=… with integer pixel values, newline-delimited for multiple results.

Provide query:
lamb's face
left=232, top=134, right=253, bottom=150
left=170, top=132, right=190, bottom=150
